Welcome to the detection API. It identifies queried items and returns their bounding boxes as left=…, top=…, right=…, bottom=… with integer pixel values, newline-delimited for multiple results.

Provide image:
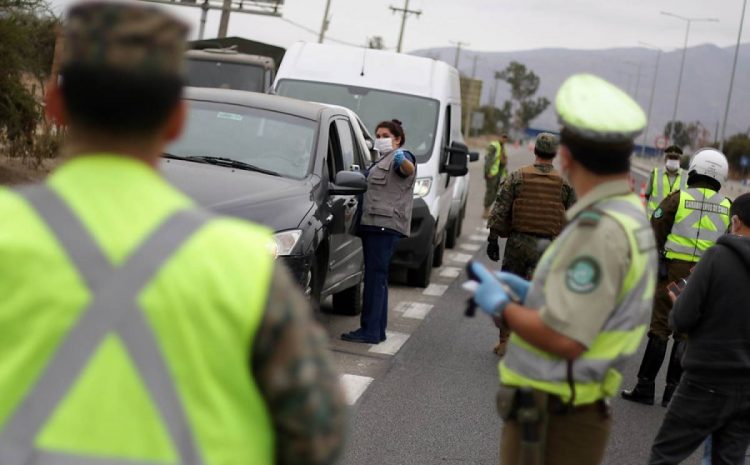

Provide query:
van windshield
left=186, top=59, right=265, bottom=93
left=276, top=79, right=439, bottom=163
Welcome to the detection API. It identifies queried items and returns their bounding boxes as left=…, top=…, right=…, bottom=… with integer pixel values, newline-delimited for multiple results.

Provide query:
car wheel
left=332, top=276, right=363, bottom=316
left=407, top=242, right=434, bottom=288
left=433, top=230, right=446, bottom=267
left=445, top=217, right=458, bottom=249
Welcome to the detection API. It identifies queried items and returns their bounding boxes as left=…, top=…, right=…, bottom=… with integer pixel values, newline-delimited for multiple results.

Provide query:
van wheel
left=407, top=244, right=433, bottom=288
left=457, top=203, right=466, bottom=237
left=332, top=277, right=363, bottom=316
left=445, top=217, right=458, bottom=249
left=433, top=231, right=446, bottom=267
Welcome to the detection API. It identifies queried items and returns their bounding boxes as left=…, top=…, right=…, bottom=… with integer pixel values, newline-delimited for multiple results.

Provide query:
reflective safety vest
left=647, top=167, right=686, bottom=216
left=0, top=183, right=275, bottom=465
left=489, top=141, right=507, bottom=178
left=665, top=188, right=731, bottom=263
left=500, top=194, right=657, bottom=406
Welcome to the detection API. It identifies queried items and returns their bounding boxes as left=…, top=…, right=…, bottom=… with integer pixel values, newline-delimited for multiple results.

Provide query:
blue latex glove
left=468, top=261, right=511, bottom=317
left=393, top=150, right=405, bottom=168
left=497, top=272, right=530, bottom=303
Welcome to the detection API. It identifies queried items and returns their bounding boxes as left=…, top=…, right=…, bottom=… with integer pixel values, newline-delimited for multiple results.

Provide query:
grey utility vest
left=360, top=149, right=416, bottom=237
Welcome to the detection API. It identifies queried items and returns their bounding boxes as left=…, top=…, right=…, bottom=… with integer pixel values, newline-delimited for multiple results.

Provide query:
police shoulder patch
left=577, top=210, right=602, bottom=227
left=565, top=256, right=601, bottom=294
left=653, top=207, right=664, bottom=219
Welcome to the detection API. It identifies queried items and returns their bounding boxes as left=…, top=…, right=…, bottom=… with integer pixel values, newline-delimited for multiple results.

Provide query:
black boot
left=662, top=339, right=686, bottom=407
left=621, top=335, right=668, bottom=405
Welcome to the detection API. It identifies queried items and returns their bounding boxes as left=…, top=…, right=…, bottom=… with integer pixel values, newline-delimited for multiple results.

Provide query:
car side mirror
left=443, top=141, right=469, bottom=177
left=469, top=151, right=479, bottom=162
left=330, top=170, right=368, bottom=195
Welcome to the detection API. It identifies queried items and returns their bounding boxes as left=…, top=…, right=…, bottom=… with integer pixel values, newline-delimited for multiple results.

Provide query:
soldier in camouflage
left=0, top=3, right=346, bottom=465
left=486, top=133, right=576, bottom=355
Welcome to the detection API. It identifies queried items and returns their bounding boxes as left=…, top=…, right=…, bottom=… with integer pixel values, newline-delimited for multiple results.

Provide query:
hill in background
left=412, top=43, right=750, bottom=144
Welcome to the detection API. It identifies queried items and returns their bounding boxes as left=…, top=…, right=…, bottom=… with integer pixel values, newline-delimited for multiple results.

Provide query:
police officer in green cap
left=485, top=132, right=576, bottom=356
left=466, top=74, right=657, bottom=465
left=0, top=2, right=345, bottom=465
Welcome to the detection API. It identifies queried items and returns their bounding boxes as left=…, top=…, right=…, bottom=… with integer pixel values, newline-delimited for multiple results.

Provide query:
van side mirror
left=443, top=141, right=469, bottom=177
left=469, top=151, right=479, bottom=162
left=330, top=170, right=368, bottom=195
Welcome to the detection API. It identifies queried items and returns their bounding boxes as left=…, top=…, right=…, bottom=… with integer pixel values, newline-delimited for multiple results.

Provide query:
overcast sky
left=51, top=0, right=748, bottom=53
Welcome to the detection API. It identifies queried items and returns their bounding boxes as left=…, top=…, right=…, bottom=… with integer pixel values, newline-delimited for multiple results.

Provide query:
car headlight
left=271, top=230, right=302, bottom=258
left=413, top=177, right=432, bottom=198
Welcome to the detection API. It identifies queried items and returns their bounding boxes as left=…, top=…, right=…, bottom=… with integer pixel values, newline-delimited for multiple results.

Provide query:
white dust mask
left=374, top=138, right=393, bottom=153
left=665, top=159, right=680, bottom=172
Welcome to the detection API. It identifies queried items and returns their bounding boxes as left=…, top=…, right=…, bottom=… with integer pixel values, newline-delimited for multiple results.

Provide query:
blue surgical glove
left=469, top=261, right=511, bottom=317
left=497, top=272, right=530, bottom=303
left=393, top=150, right=405, bottom=168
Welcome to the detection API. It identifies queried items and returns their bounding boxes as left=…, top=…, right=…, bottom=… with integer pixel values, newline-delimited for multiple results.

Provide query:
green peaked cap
left=556, top=73, right=647, bottom=143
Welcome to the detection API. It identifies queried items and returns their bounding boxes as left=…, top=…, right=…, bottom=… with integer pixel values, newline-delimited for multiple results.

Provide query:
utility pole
left=217, top=0, right=232, bottom=37
left=318, top=0, right=332, bottom=43
left=471, top=54, right=479, bottom=78
left=638, top=42, right=663, bottom=157
left=489, top=70, right=502, bottom=107
left=661, top=11, right=719, bottom=145
left=719, top=0, right=747, bottom=152
left=450, top=40, right=469, bottom=69
left=390, top=0, right=422, bottom=53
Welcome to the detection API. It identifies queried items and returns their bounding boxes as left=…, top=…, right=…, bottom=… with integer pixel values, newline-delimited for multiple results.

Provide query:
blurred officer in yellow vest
left=646, top=145, right=687, bottom=217
left=467, top=74, right=657, bottom=465
left=483, top=133, right=509, bottom=219
left=622, top=148, right=731, bottom=408
left=0, top=3, right=345, bottom=465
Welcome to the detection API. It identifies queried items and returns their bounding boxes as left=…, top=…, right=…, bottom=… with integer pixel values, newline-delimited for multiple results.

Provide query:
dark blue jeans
left=359, top=230, right=400, bottom=341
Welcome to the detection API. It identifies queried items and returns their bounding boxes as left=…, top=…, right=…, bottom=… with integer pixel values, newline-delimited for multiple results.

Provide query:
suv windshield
left=186, top=59, right=265, bottom=92
left=166, top=101, right=316, bottom=179
left=276, top=79, right=439, bottom=163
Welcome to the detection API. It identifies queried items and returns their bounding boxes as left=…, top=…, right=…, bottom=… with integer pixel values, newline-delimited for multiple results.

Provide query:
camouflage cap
left=535, top=132, right=558, bottom=155
left=61, top=1, right=190, bottom=76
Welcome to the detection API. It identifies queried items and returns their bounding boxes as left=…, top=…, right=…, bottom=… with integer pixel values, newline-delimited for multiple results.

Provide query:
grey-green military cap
left=556, top=74, right=646, bottom=143
left=535, top=133, right=558, bottom=156
left=61, top=1, right=190, bottom=76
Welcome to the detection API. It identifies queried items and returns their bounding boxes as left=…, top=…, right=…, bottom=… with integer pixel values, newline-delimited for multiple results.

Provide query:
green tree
left=497, top=61, right=550, bottom=130
left=0, top=0, right=59, bottom=161
left=367, top=36, right=385, bottom=50
left=723, top=133, right=750, bottom=175
left=479, top=101, right=512, bottom=134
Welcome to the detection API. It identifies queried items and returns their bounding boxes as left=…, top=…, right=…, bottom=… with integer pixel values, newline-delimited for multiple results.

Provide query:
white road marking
left=448, top=252, right=473, bottom=264
left=423, top=283, right=448, bottom=296
left=340, top=374, right=374, bottom=405
left=369, top=331, right=410, bottom=355
left=469, top=234, right=487, bottom=242
left=476, top=227, right=491, bottom=235
left=401, top=302, right=434, bottom=319
left=439, top=266, right=462, bottom=278
left=460, top=243, right=482, bottom=252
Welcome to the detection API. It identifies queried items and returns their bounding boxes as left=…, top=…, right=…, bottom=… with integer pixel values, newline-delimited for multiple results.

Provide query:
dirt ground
left=0, top=156, right=57, bottom=186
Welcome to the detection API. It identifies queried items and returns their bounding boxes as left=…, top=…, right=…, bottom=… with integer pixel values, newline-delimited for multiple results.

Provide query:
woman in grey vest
left=342, top=120, right=417, bottom=344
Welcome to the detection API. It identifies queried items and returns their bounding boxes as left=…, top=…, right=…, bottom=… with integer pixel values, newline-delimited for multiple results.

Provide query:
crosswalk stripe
left=340, top=374, right=374, bottom=405
left=460, top=243, right=481, bottom=252
left=369, top=331, right=409, bottom=355
left=439, top=266, right=462, bottom=278
left=468, top=234, right=487, bottom=242
left=423, top=283, right=448, bottom=296
left=448, top=252, right=473, bottom=263
left=402, top=302, right=434, bottom=319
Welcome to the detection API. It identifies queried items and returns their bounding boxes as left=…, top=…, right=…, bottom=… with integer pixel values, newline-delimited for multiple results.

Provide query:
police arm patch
left=565, top=256, right=601, bottom=293
left=653, top=207, right=664, bottom=219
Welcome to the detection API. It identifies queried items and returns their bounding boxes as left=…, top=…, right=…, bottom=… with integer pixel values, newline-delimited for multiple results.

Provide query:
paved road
left=322, top=146, right=704, bottom=465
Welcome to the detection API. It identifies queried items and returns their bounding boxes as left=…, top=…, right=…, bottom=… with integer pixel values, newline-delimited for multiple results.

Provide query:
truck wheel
left=433, top=231, right=446, bottom=267
left=407, top=244, right=434, bottom=288
left=445, top=217, right=458, bottom=249
left=332, top=277, right=363, bottom=316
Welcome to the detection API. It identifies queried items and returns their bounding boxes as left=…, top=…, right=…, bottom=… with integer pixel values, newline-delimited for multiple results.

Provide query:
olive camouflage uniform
left=56, top=3, right=347, bottom=464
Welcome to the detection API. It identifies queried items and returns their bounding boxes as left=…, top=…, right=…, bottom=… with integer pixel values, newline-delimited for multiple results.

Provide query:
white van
left=274, top=42, right=472, bottom=287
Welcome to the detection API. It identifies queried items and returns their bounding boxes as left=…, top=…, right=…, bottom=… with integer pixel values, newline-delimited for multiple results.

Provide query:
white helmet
left=688, top=148, right=729, bottom=185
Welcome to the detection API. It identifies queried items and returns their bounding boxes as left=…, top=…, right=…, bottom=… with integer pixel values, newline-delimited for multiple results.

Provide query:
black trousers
left=649, top=378, right=750, bottom=465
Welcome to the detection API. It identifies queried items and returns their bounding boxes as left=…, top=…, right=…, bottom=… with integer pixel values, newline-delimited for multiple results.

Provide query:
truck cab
left=185, top=48, right=276, bottom=93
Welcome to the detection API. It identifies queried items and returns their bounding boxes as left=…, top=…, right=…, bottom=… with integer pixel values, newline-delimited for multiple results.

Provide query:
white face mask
left=665, top=159, right=680, bottom=172
left=374, top=137, right=394, bottom=153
